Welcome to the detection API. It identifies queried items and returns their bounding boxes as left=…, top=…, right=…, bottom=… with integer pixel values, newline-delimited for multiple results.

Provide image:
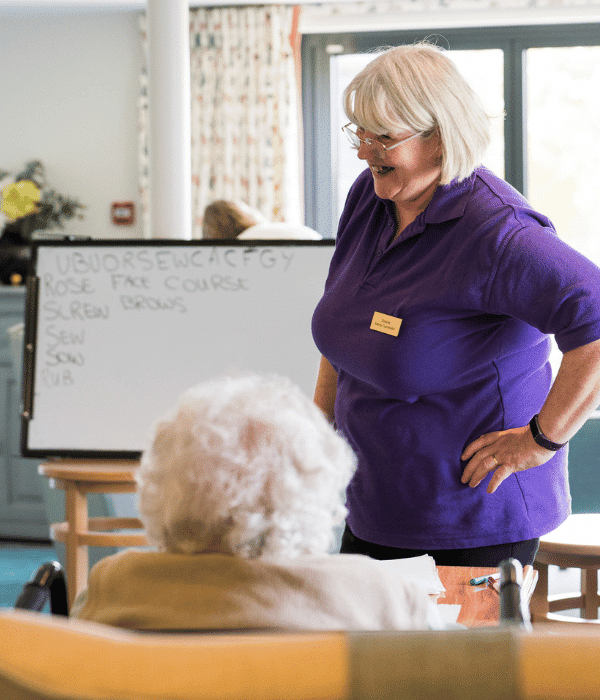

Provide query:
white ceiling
left=0, top=0, right=319, bottom=9
left=0, top=0, right=144, bottom=8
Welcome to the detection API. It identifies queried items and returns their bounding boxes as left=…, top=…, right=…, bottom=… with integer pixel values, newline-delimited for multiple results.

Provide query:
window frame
left=301, top=23, right=600, bottom=237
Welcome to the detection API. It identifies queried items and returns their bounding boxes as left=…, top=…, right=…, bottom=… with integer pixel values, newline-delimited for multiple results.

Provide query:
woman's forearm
left=538, top=337, right=600, bottom=444
left=461, top=337, right=600, bottom=493
left=314, top=356, right=338, bottom=424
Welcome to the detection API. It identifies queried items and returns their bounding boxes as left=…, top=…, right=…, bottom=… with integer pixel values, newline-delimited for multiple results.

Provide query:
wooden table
left=38, top=460, right=147, bottom=609
left=437, top=566, right=499, bottom=626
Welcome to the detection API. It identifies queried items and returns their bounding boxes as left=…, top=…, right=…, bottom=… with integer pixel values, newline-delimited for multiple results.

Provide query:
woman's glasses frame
left=342, top=123, right=421, bottom=157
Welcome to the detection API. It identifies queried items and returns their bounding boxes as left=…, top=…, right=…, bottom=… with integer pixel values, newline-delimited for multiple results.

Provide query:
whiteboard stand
left=38, top=459, right=147, bottom=610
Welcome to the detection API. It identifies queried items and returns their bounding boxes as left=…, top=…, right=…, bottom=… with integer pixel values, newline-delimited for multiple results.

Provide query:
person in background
left=201, top=199, right=266, bottom=240
left=202, top=199, right=322, bottom=240
left=238, top=221, right=322, bottom=240
left=73, top=374, right=442, bottom=631
left=311, top=41, right=600, bottom=568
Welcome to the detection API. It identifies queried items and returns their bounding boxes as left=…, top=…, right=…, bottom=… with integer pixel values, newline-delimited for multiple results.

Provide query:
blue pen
left=470, top=572, right=500, bottom=586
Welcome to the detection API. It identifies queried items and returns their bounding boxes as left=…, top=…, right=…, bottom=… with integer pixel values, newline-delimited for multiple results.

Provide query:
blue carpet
left=0, top=544, right=58, bottom=612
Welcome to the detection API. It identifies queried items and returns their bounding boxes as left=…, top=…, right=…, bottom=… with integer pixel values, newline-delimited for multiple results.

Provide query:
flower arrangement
left=1, top=180, right=40, bottom=222
left=0, top=160, right=85, bottom=243
left=0, top=161, right=86, bottom=285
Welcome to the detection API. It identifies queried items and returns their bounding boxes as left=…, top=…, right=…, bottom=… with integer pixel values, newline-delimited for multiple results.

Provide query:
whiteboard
left=22, top=240, right=334, bottom=457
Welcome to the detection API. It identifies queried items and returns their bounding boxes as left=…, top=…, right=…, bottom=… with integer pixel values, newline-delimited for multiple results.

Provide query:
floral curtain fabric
left=139, top=6, right=300, bottom=239
left=138, top=19, right=150, bottom=240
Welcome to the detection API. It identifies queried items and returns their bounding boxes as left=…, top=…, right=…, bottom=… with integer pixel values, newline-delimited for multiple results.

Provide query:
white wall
left=0, top=10, right=144, bottom=239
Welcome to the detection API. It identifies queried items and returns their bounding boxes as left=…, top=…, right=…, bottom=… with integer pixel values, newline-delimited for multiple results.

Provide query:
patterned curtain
left=139, top=6, right=301, bottom=239
left=138, top=16, right=150, bottom=239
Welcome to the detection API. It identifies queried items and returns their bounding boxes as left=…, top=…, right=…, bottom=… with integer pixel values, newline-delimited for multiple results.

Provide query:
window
left=526, top=45, right=600, bottom=266
left=302, top=24, right=600, bottom=274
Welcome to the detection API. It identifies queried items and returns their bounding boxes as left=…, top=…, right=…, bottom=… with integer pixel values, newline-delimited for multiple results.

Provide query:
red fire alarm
left=111, top=202, right=135, bottom=226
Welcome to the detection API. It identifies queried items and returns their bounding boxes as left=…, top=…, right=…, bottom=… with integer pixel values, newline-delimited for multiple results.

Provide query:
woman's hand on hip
left=460, top=427, right=554, bottom=494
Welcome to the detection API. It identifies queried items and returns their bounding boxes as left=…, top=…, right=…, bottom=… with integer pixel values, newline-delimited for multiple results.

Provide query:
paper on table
left=436, top=603, right=462, bottom=626
left=377, top=554, right=446, bottom=596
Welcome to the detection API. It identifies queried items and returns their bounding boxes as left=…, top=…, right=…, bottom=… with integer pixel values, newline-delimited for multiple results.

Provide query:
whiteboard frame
left=21, top=238, right=334, bottom=459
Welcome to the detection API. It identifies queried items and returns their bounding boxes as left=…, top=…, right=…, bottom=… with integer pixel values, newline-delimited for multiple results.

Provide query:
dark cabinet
left=0, top=287, right=49, bottom=540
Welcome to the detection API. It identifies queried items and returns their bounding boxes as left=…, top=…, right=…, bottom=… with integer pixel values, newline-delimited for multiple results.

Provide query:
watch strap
left=529, top=414, right=567, bottom=451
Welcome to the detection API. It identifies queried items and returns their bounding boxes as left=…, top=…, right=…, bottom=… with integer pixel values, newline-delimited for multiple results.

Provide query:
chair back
left=14, top=561, right=68, bottom=617
left=4, top=609, right=600, bottom=700
left=0, top=609, right=345, bottom=700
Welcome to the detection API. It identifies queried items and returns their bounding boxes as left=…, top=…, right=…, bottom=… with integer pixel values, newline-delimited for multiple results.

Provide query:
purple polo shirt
left=312, top=166, right=600, bottom=549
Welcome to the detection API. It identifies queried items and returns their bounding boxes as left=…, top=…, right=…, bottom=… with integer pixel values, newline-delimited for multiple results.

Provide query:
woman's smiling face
left=356, top=127, right=442, bottom=213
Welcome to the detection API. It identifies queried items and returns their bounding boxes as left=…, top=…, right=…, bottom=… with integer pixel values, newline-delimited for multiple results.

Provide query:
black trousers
left=340, top=524, right=539, bottom=568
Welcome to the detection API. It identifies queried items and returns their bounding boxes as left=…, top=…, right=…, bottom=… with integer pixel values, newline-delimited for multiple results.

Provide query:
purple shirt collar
left=378, top=170, right=477, bottom=245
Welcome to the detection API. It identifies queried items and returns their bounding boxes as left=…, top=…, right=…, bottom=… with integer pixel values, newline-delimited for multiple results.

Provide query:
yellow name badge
left=370, top=311, right=402, bottom=337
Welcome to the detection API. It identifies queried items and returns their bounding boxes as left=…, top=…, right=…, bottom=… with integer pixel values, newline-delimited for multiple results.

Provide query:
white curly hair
left=137, top=373, right=356, bottom=559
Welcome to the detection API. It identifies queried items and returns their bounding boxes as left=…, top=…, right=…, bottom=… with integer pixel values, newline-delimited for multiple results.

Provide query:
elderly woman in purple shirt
left=311, top=42, right=600, bottom=567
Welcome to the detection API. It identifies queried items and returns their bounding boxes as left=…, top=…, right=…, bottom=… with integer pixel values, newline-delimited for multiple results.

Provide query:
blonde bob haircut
left=343, top=42, right=491, bottom=184
left=137, top=374, right=356, bottom=559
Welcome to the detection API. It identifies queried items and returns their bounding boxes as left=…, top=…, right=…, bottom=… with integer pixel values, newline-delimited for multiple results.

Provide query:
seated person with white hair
left=73, top=374, right=442, bottom=631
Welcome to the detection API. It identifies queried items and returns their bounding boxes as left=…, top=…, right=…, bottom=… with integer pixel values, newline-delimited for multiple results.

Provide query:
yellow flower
left=1, top=180, right=41, bottom=221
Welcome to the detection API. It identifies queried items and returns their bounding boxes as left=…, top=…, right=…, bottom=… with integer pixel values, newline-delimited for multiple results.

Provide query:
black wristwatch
left=529, top=414, right=567, bottom=451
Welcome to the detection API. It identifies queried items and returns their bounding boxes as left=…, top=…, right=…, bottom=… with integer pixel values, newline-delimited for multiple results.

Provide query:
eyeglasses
left=342, top=123, right=421, bottom=158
